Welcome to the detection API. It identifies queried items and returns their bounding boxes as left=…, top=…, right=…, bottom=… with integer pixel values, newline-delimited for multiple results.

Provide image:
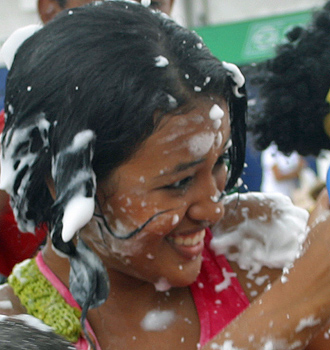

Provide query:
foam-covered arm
left=204, top=213, right=330, bottom=349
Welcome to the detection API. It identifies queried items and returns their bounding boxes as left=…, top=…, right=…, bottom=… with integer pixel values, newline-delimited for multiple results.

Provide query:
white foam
left=61, top=195, right=95, bottom=242
left=155, top=55, right=169, bottom=67
left=141, top=0, right=151, bottom=7
left=295, top=316, right=321, bottom=333
left=172, top=214, right=179, bottom=225
left=222, top=61, right=245, bottom=98
left=209, top=104, right=224, bottom=121
left=215, top=268, right=237, bottom=293
left=154, top=277, right=171, bottom=292
left=141, top=309, right=175, bottom=331
left=188, top=132, right=215, bottom=157
left=211, top=192, right=309, bottom=276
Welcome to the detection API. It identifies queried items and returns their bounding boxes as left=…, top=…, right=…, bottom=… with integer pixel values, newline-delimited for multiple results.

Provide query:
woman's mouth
left=166, top=229, right=206, bottom=259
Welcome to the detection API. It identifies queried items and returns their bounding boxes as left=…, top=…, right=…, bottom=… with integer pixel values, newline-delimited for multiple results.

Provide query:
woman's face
left=84, top=96, right=231, bottom=289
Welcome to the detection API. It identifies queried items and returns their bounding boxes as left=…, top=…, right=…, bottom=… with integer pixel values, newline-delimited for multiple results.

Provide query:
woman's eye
left=215, top=150, right=230, bottom=168
left=163, top=176, right=193, bottom=191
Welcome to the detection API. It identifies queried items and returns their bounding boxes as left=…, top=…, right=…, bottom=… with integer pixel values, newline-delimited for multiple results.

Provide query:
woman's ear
left=38, top=0, right=63, bottom=24
left=45, top=176, right=56, bottom=200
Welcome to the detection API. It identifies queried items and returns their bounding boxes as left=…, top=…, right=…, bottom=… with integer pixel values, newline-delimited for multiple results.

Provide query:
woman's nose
left=186, top=174, right=225, bottom=225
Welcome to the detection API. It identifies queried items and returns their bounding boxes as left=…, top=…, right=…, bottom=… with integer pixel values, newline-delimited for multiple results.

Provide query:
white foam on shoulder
left=211, top=192, right=309, bottom=276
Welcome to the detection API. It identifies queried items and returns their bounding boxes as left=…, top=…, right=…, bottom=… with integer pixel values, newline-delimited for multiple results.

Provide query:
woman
left=1, top=2, right=330, bottom=349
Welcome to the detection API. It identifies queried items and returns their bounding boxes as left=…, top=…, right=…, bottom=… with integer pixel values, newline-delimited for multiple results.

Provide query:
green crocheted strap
left=8, top=258, right=82, bottom=343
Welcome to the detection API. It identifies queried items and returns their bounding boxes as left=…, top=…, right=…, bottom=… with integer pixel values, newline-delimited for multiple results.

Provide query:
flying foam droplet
left=155, top=55, right=169, bottom=67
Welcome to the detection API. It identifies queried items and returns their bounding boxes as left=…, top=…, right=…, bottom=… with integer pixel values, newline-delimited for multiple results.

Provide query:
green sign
left=194, top=11, right=312, bottom=65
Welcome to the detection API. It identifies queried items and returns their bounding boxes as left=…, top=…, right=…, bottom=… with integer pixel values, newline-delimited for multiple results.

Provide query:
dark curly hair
left=248, top=1, right=330, bottom=156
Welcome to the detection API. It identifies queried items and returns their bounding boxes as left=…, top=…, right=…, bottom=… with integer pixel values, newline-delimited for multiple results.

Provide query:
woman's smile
left=166, top=229, right=206, bottom=259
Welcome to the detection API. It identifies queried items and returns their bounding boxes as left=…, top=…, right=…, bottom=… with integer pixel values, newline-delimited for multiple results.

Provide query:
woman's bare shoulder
left=0, top=283, right=26, bottom=316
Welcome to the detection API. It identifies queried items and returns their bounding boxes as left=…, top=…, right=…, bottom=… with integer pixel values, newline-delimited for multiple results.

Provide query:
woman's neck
left=41, top=239, right=71, bottom=288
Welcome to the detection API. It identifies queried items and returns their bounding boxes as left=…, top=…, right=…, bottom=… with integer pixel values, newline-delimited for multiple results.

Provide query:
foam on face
left=1, top=117, right=50, bottom=193
left=154, top=277, right=172, bottom=291
left=188, top=132, right=215, bottom=158
left=209, top=104, right=224, bottom=121
left=0, top=115, right=51, bottom=232
left=211, top=192, right=309, bottom=276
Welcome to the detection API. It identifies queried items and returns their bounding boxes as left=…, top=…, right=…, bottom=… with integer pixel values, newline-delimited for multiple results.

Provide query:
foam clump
left=211, top=192, right=309, bottom=276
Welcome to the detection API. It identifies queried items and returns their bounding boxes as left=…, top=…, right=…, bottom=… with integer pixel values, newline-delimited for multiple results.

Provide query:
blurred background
left=0, top=0, right=328, bottom=206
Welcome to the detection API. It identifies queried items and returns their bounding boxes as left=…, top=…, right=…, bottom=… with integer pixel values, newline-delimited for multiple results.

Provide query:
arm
left=204, top=192, right=330, bottom=349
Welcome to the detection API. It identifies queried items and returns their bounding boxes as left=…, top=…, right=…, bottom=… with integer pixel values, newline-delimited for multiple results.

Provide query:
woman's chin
left=156, top=256, right=203, bottom=290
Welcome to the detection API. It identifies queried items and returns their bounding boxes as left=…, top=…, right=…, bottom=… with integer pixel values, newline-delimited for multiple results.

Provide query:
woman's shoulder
left=0, top=283, right=26, bottom=316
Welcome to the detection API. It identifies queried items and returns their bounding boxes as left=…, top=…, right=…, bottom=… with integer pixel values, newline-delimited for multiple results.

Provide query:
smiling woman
left=1, top=1, right=330, bottom=350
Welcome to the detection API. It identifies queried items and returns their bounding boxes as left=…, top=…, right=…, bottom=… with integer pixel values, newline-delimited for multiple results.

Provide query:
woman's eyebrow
left=157, top=158, right=206, bottom=178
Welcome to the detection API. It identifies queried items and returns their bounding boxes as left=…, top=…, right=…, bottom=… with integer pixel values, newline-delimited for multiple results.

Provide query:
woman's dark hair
left=1, top=0, right=246, bottom=338
left=247, top=0, right=330, bottom=156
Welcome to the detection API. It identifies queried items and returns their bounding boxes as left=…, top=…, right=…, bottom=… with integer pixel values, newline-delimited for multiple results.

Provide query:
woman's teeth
left=168, top=229, right=206, bottom=247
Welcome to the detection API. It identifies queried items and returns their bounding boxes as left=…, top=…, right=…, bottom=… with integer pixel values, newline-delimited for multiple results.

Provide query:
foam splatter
left=211, top=192, right=309, bottom=276
left=222, top=61, right=245, bottom=98
left=154, top=277, right=171, bottom=291
left=215, top=268, right=237, bottom=293
left=188, top=132, right=215, bottom=157
left=155, top=55, right=169, bottom=67
left=209, top=104, right=224, bottom=121
left=141, top=310, right=176, bottom=331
